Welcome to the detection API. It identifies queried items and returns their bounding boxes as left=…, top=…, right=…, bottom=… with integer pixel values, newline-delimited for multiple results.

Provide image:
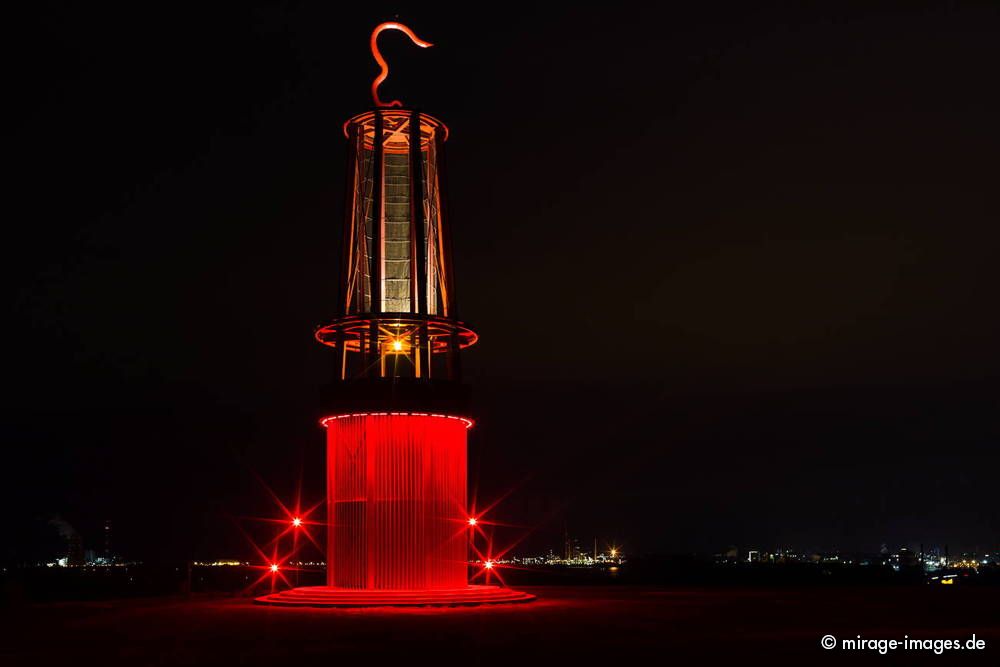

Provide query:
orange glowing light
left=370, top=22, right=433, bottom=108
left=392, top=339, right=403, bottom=352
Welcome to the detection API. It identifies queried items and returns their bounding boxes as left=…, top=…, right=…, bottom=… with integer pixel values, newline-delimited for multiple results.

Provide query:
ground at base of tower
left=4, top=585, right=997, bottom=666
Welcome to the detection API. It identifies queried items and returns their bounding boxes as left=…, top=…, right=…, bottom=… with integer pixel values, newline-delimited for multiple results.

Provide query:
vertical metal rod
left=434, top=128, right=458, bottom=318
left=366, top=112, right=384, bottom=379
left=450, top=331, right=462, bottom=381
left=339, top=122, right=359, bottom=315
left=410, top=112, right=428, bottom=314
left=370, top=111, right=384, bottom=314
left=411, top=328, right=420, bottom=378
left=444, top=332, right=459, bottom=381
left=359, top=330, right=368, bottom=378
left=421, top=321, right=431, bottom=379
left=336, top=327, right=346, bottom=380
left=369, top=320, right=380, bottom=378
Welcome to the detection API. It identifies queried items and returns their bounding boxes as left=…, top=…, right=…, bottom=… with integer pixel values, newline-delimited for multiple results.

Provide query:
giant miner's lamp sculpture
left=256, top=22, right=534, bottom=607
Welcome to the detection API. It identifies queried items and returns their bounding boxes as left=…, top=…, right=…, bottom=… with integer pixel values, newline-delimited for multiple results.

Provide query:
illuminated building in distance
left=256, top=22, right=533, bottom=606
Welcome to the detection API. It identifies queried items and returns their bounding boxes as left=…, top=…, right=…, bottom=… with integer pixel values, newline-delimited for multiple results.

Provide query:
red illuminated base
left=254, top=585, right=535, bottom=608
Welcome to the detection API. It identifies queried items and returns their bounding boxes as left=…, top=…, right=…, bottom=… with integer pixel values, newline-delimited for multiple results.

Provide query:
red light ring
left=320, top=412, right=474, bottom=429
left=315, top=314, right=477, bottom=352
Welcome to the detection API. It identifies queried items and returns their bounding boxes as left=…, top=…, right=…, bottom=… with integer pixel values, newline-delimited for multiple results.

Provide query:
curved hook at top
left=370, top=22, right=433, bottom=108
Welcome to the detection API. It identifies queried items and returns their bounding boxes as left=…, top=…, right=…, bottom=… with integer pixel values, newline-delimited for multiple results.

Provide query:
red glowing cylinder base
left=326, top=413, right=468, bottom=589
left=255, top=413, right=535, bottom=607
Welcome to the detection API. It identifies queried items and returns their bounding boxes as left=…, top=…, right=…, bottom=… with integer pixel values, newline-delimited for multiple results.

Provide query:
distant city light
left=270, top=563, right=280, bottom=573
left=609, top=548, right=618, bottom=557
left=292, top=517, right=302, bottom=527
left=467, top=517, right=478, bottom=526
left=194, top=560, right=244, bottom=567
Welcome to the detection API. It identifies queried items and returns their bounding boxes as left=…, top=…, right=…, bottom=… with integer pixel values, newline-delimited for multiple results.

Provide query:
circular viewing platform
left=255, top=585, right=536, bottom=608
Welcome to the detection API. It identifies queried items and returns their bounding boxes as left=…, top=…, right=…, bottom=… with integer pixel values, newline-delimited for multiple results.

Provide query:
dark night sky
left=3, top=2, right=999, bottom=564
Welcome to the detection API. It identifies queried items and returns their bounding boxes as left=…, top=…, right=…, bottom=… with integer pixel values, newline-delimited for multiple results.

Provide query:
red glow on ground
left=256, top=584, right=534, bottom=607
